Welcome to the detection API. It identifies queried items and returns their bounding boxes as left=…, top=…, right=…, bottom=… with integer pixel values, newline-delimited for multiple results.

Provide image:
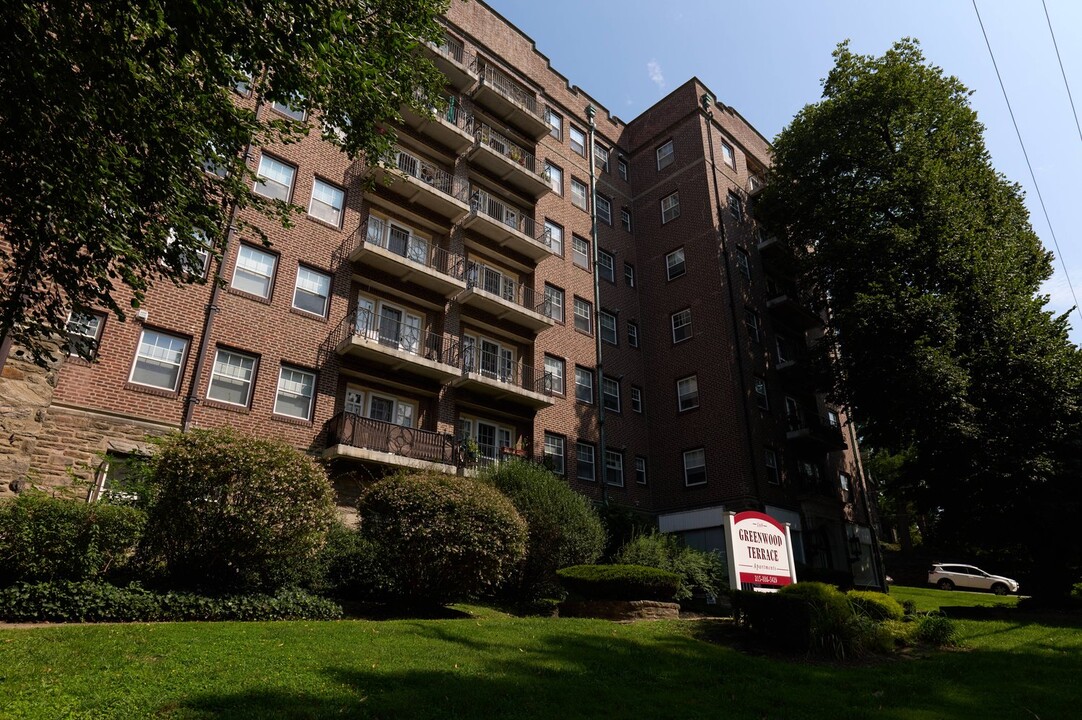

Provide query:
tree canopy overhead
left=760, top=39, right=1082, bottom=592
left=0, top=0, right=451, bottom=367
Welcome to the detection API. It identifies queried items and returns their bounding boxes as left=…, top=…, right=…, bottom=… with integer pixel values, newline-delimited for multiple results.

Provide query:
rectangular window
left=544, top=433, right=566, bottom=475
left=547, top=107, right=563, bottom=140
left=656, top=140, right=674, bottom=170
left=677, top=375, right=699, bottom=411
left=574, top=297, right=592, bottom=334
left=166, top=228, right=211, bottom=279
left=571, top=178, right=588, bottom=210
left=765, top=449, right=780, bottom=485
left=292, top=266, right=331, bottom=317
left=232, top=244, right=277, bottom=298
left=576, top=442, right=596, bottom=482
left=631, top=386, right=643, bottom=413
left=594, top=143, right=609, bottom=172
left=839, top=472, right=852, bottom=501
left=635, top=457, right=648, bottom=485
left=728, top=191, right=744, bottom=220
left=308, top=178, right=345, bottom=227
left=570, top=126, right=586, bottom=156
left=208, top=348, right=257, bottom=406
left=600, top=311, right=618, bottom=345
left=828, top=409, right=841, bottom=428
left=545, top=220, right=564, bottom=256
left=66, top=311, right=104, bottom=359
left=735, top=247, right=750, bottom=279
left=754, top=376, right=769, bottom=410
left=661, top=191, right=680, bottom=223
left=624, top=262, right=635, bottom=287
left=621, top=208, right=632, bottom=233
left=672, top=309, right=692, bottom=343
left=544, top=284, right=565, bottom=323
left=666, top=248, right=686, bottom=280
left=254, top=154, right=296, bottom=202
left=575, top=366, right=594, bottom=404
left=627, top=321, right=640, bottom=348
left=602, top=377, right=620, bottom=412
left=618, top=157, right=629, bottom=181
left=274, top=365, right=315, bottom=420
left=596, top=195, right=612, bottom=225
left=744, top=309, right=760, bottom=343
left=129, top=329, right=188, bottom=391
left=572, top=236, right=590, bottom=269
left=546, top=163, right=563, bottom=195
left=776, top=335, right=793, bottom=365
left=605, top=450, right=624, bottom=486
left=684, top=448, right=707, bottom=486
left=271, top=99, right=306, bottom=121
left=544, top=355, right=565, bottom=395
left=598, top=250, right=615, bottom=283
left=722, top=140, right=736, bottom=168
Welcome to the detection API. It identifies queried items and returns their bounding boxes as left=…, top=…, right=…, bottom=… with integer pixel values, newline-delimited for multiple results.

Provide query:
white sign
left=725, top=511, right=797, bottom=591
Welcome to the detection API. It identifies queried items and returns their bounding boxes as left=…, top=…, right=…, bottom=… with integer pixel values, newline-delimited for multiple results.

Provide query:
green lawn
left=2, top=604, right=1080, bottom=719
left=889, top=584, right=1021, bottom=613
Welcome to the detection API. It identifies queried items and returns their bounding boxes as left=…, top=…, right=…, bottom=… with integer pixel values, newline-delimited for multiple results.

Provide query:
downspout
left=586, top=104, right=608, bottom=505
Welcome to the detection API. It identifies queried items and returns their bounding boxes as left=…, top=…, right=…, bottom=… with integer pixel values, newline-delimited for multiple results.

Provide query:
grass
left=2, top=601, right=1081, bottom=719
left=889, top=584, right=1021, bottom=613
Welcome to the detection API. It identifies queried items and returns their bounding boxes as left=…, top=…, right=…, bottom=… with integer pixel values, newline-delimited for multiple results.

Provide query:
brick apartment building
left=0, top=1, right=881, bottom=585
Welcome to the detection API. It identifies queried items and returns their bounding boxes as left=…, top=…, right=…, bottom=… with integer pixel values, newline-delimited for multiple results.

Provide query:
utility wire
left=972, top=0, right=1082, bottom=328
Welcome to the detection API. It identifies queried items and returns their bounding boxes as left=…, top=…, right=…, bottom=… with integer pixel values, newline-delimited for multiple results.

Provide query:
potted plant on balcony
left=509, top=146, right=525, bottom=166
left=460, top=436, right=480, bottom=465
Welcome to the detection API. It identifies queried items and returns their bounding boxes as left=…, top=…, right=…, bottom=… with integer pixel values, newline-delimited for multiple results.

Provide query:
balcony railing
left=332, top=307, right=460, bottom=366
left=326, top=412, right=456, bottom=465
left=466, top=262, right=551, bottom=316
left=472, top=59, right=541, bottom=119
left=387, top=147, right=468, bottom=202
left=433, top=33, right=470, bottom=67
left=461, top=346, right=553, bottom=397
left=787, top=413, right=847, bottom=451
left=468, top=188, right=547, bottom=245
left=354, top=216, right=466, bottom=281
left=472, top=120, right=544, bottom=177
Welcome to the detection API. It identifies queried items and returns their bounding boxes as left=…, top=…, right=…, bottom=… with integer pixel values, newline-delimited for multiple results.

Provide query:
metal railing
left=333, top=308, right=460, bottom=366
left=472, top=119, right=545, bottom=178
left=460, top=345, right=553, bottom=397
left=432, top=33, right=473, bottom=68
left=747, top=173, right=767, bottom=194
left=412, top=90, right=473, bottom=133
left=471, top=59, right=541, bottom=119
left=326, top=412, right=456, bottom=465
left=353, top=216, right=466, bottom=281
left=387, top=147, right=468, bottom=202
left=787, top=412, right=846, bottom=441
left=468, top=188, right=549, bottom=247
left=465, top=261, right=551, bottom=316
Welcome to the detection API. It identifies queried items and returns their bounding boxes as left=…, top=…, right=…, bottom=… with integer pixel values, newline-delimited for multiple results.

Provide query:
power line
left=972, top=0, right=1082, bottom=328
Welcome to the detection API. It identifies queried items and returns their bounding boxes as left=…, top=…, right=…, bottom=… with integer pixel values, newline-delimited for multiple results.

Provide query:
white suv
left=927, top=563, right=1020, bottom=595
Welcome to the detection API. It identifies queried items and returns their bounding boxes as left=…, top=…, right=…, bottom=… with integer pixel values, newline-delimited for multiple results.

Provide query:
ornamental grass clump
left=615, top=531, right=727, bottom=601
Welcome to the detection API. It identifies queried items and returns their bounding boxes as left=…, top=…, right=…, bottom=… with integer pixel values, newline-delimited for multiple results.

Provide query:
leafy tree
left=760, top=39, right=1082, bottom=595
left=0, top=0, right=450, bottom=368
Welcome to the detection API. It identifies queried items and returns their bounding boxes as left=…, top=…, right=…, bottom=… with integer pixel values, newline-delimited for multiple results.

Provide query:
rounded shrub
left=914, top=613, right=959, bottom=646
left=358, top=471, right=527, bottom=605
left=479, top=459, right=605, bottom=600
left=138, top=428, right=336, bottom=593
left=847, top=589, right=905, bottom=621
left=615, top=531, right=727, bottom=601
left=556, top=564, right=682, bottom=601
left=779, top=581, right=859, bottom=657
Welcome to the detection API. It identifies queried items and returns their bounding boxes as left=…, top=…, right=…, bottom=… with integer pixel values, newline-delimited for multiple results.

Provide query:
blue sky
left=491, top=0, right=1082, bottom=345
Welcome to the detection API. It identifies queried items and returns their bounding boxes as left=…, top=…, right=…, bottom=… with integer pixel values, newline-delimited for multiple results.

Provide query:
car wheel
left=937, top=579, right=954, bottom=591
left=992, top=583, right=1008, bottom=596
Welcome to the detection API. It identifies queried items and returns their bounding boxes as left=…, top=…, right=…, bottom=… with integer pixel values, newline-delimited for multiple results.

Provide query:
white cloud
left=647, top=59, right=665, bottom=92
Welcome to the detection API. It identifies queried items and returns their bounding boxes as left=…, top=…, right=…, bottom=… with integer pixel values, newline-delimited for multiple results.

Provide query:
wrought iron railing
left=332, top=308, right=460, bottom=366
left=326, top=412, right=456, bottom=465
left=352, top=216, right=466, bottom=281
left=432, top=33, right=473, bottom=68
left=386, top=147, right=468, bottom=202
left=460, top=345, right=553, bottom=397
left=471, top=120, right=545, bottom=178
left=471, top=59, right=542, bottom=120
left=468, top=188, right=549, bottom=248
left=465, top=261, right=551, bottom=317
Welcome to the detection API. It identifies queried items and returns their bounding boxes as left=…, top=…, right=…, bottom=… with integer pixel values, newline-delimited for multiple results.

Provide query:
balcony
left=323, top=412, right=457, bottom=473
left=470, top=59, right=549, bottom=139
left=458, top=262, right=555, bottom=332
left=369, top=147, right=470, bottom=223
left=747, top=173, right=767, bottom=195
left=786, top=413, right=847, bottom=452
left=454, top=347, right=554, bottom=409
left=349, top=216, right=466, bottom=297
left=467, top=120, right=551, bottom=198
left=401, top=94, right=475, bottom=154
left=463, top=188, right=552, bottom=261
left=331, top=308, right=460, bottom=382
left=766, top=290, right=823, bottom=330
left=424, top=34, right=477, bottom=91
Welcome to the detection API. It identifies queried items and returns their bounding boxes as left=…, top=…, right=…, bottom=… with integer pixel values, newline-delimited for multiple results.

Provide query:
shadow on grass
left=338, top=600, right=474, bottom=620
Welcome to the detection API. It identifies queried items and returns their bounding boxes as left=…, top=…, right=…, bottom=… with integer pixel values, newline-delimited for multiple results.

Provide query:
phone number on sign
left=753, top=575, right=780, bottom=584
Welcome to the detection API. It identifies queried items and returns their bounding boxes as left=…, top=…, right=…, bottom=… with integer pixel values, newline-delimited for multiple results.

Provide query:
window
left=596, top=195, right=612, bottom=225
left=544, top=355, right=565, bottom=395
left=544, top=433, right=566, bottom=474
left=207, top=348, right=257, bottom=406
left=744, top=309, right=760, bottom=343
left=776, top=335, right=794, bottom=365
left=656, top=140, right=674, bottom=170
left=605, top=450, right=624, bottom=486
left=728, top=191, right=744, bottom=220
left=544, top=284, right=564, bottom=322
left=575, top=366, right=594, bottom=403
left=547, top=107, right=563, bottom=140
left=765, top=449, right=780, bottom=485
left=754, top=376, right=769, bottom=410
left=576, top=442, right=596, bottom=481
left=232, top=244, right=277, bottom=298
left=600, top=311, right=618, bottom=345
left=571, top=178, right=588, bottom=210
left=631, top=386, right=643, bottom=413
left=827, top=409, right=841, bottom=428
left=621, top=208, right=632, bottom=233
left=129, top=329, right=188, bottom=391
left=572, top=236, right=590, bottom=269
left=721, top=140, right=736, bottom=168
left=635, top=457, right=647, bottom=485
left=677, top=375, right=699, bottom=411
left=627, top=321, right=640, bottom=348
left=570, top=126, right=586, bottom=156
left=574, top=297, right=592, bottom=334
left=661, top=191, right=680, bottom=223
left=624, top=262, right=635, bottom=287
left=308, top=178, right=345, bottom=227
left=598, top=250, right=615, bottom=283
left=602, top=377, right=620, bottom=412
left=684, top=448, right=707, bottom=486
left=367, top=393, right=415, bottom=427
left=66, top=311, right=104, bottom=359
left=594, top=143, right=609, bottom=172
left=234, top=74, right=251, bottom=97
left=546, top=162, right=563, bottom=195
left=271, top=99, right=306, bottom=121
left=274, top=366, right=315, bottom=420
left=666, top=248, right=686, bottom=280
left=292, top=266, right=331, bottom=317
left=735, top=247, right=750, bottom=279
left=254, top=154, right=296, bottom=202
left=166, top=228, right=211, bottom=279
left=618, top=156, right=629, bottom=181
left=839, top=472, right=852, bottom=501
left=672, top=309, right=692, bottom=343
left=545, top=220, right=564, bottom=256
left=91, top=451, right=142, bottom=503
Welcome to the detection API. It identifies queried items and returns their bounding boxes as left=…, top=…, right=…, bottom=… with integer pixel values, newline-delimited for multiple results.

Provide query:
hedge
left=556, top=564, right=681, bottom=601
left=847, top=589, right=905, bottom=621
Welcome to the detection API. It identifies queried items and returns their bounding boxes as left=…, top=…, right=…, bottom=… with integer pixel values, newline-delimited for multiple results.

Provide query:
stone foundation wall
left=0, top=346, right=64, bottom=496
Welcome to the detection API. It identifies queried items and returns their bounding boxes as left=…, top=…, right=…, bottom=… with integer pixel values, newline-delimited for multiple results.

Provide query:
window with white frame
left=624, top=262, right=635, bottom=287
left=597, top=249, right=615, bottom=283
left=308, top=178, right=345, bottom=227
left=459, top=417, right=513, bottom=463
left=544, top=355, right=565, bottom=395
left=596, top=195, right=612, bottom=225
left=754, top=375, right=769, bottom=410
left=656, top=139, right=674, bottom=170
left=546, top=162, right=563, bottom=195
left=570, top=125, right=586, bottom=156
left=721, top=140, right=736, bottom=168
left=207, top=348, right=257, bottom=406
left=728, top=190, right=744, bottom=220
left=628, top=320, right=640, bottom=347
left=571, top=178, right=588, bottom=210
left=600, top=311, right=618, bottom=345
left=271, top=98, right=306, bottom=121
left=735, top=247, right=750, bottom=279
left=274, top=365, right=315, bottom=420
left=661, top=191, right=680, bottom=223
left=369, top=391, right=415, bottom=427
left=129, top=329, right=188, bottom=391
left=602, top=377, right=620, bottom=412
left=572, top=236, right=590, bottom=269
left=544, top=284, right=564, bottom=322
left=165, top=228, right=211, bottom=279
left=828, top=409, right=841, bottom=428
left=544, top=219, right=563, bottom=256
left=618, top=156, right=629, bottom=180
left=232, top=244, right=277, bottom=298
left=254, top=154, right=296, bottom=201
left=605, top=450, right=624, bottom=486
left=574, top=296, right=592, bottom=334
left=631, top=386, right=643, bottom=413
left=839, top=471, right=852, bottom=501
left=776, top=335, right=794, bottom=365
left=594, top=143, right=609, bottom=173
left=683, top=448, right=707, bottom=486
left=575, top=365, right=594, bottom=403
left=547, top=107, right=563, bottom=139
left=353, top=296, right=423, bottom=355
left=744, top=309, right=761, bottom=343
left=462, top=334, right=516, bottom=383
left=677, top=375, right=699, bottom=411
left=544, top=433, right=566, bottom=474
left=621, top=208, right=632, bottom=233
left=635, top=456, right=647, bottom=485
left=577, top=442, right=596, bottom=481
left=765, top=449, right=780, bottom=485
left=66, top=311, right=105, bottom=359
left=672, top=308, right=692, bottom=343
left=666, top=247, right=686, bottom=280
left=292, top=266, right=331, bottom=317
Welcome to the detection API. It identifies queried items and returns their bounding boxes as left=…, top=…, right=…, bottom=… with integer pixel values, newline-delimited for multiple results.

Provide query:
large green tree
left=0, top=0, right=450, bottom=368
left=760, top=40, right=1082, bottom=594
